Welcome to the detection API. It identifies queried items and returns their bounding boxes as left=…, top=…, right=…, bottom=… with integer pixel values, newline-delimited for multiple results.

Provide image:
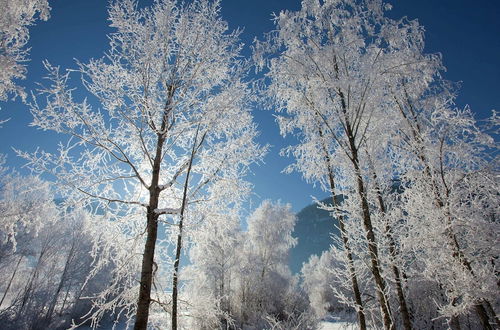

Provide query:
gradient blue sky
left=0, top=0, right=498, bottom=213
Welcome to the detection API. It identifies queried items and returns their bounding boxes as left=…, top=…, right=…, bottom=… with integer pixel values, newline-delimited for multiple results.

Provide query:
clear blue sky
left=0, top=0, right=498, bottom=213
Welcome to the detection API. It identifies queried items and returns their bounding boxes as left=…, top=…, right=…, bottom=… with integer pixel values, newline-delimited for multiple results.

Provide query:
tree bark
left=335, top=207, right=367, bottom=330
left=353, top=160, right=393, bottom=330
left=134, top=196, right=160, bottom=330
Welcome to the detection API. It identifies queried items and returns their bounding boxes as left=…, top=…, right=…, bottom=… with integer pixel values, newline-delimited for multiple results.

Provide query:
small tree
left=234, top=200, right=302, bottom=327
left=183, top=207, right=242, bottom=329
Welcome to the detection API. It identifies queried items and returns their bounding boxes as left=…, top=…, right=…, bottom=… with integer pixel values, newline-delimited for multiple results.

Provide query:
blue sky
left=0, top=0, right=498, bottom=213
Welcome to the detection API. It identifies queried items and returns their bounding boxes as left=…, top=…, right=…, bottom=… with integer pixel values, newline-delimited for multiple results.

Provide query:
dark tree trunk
left=344, top=124, right=393, bottom=329
left=59, top=280, right=71, bottom=315
left=353, top=163, right=393, bottom=330
left=134, top=199, right=160, bottom=330
left=320, top=134, right=366, bottom=330
left=134, top=86, right=175, bottom=330
left=45, top=242, right=75, bottom=324
left=316, top=76, right=393, bottom=328
left=171, top=224, right=182, bottom=330
left=336, top=210, right=367, bottom=330
left=17, top=249, right=45, bottom=319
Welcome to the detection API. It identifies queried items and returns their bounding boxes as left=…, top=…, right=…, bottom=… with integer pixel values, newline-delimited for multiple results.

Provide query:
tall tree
left=20, top=0, right=264, bottom=328
left=254, top=0, right=430, bottom=327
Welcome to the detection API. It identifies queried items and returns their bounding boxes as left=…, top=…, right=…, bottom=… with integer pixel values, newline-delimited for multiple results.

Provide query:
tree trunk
left=397, top=95, right=496, bottom=329
left=134, top=86, right=175, bottom=330
left=348, top=141, right=393, bottom=330
left=368, top=158, right=412, bottom=330
left=327, top=174, right=366, bottom=329
left=59, top=280, right=71, bottom=315
left=17, top=249, right=46, bottom=319
left=172, top=126, right=199, bottom=330
left=171, top=223, right=182, bottom=330
left=134, top=205, right=159, bottom=330
left=337, top=210, right=367, bottom=330
left=45, top=241, right=76, bottom=325
left=318, top=125, right=367, bottom=330
left=0, top=254, right=23, bottom=308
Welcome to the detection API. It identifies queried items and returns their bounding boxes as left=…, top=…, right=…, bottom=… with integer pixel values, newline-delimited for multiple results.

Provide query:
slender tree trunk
left=318, top=125, right=367, bottom=330
left=0, top=254, right=23, bottom=308
left=324, top=72, right=393, bottom=327
left=172, top=127, right=199, bottom=330
left=70, top=280, right=86, bottom=317
left=134, top=86, right=175, bottom=330
left=316, top=77, right=392, bottom=327
left=45, top=242, right=75, bottom=324
left=366, top=154, right=412, bottom=330
left=353, top=163, right=393, bottom=330
left=17, top=249, right=46, bottom=319
left=59, top=280, right=71, bottom=315
left=134, top=198, right=160, bottom=330
left=171, top=221, right=183, bottom=330
left=346, top=130, right=393, bottom=329
left=336, top=210, right=367, bottom=330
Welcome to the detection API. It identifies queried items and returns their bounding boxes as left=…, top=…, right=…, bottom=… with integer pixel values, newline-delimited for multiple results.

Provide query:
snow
left=154, top=207, right=181, bottom=215
left=319, top=321, right=358, bottom=330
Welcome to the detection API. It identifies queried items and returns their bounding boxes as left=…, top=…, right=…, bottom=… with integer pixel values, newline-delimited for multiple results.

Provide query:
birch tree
left=20, top=0, right=264, bottom=329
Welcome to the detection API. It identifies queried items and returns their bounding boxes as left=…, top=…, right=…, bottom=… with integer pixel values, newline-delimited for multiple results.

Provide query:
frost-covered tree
left=0, top=0, right=50, bottom=100
left=301, top=248, right=347, bottom=319
left=254, top=0, right=430, bottom=328
left=184, top=199, right=315, bottom=329
left=19, top=0, right=264, bottom=329
left=255, top=0, right=499, bottom=328
left=0, top=172, right=114, bottom=330
left=234, top=200, right=311, bottom=328
left=183, top=207, right=242, bottom=329
left=392, top=85, right=500, bottom=328
left=0, top=171, right=57, bottom=255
